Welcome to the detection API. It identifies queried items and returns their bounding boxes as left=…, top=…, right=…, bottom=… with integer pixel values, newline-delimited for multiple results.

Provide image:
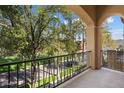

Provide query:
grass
left=0, top=55, right=20, bottom=73
left=0, top=63, right=33, bottom=73
left=0, top=55, right=19, bottom=64
left=60, top=65, right=87, bottom=77
left=0, top=56, right=45, bottom=73
left=22, top=74, right=58, bottom=88
left=24, top=65, right=87, bottom=88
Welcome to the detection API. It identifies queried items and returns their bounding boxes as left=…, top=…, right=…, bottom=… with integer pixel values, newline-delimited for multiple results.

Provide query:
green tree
left=0, top=5, right=61, bottom=87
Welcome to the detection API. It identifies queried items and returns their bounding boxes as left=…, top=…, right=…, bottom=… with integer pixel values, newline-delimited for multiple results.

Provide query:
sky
left=104, top=16, right=124, bottom=40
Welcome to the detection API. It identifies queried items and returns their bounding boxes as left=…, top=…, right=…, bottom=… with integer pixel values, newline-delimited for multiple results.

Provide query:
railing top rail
left=101, top=50, right=124, bottom=52
left=0, top=51, right=92, bottom=66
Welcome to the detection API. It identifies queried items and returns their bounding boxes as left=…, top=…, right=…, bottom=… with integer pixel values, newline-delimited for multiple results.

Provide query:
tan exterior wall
left=66, top=5, right=94, bottom=25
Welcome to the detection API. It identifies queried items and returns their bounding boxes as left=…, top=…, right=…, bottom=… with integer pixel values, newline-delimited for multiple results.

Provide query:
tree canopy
left=0, top=5, right=86, bottom=60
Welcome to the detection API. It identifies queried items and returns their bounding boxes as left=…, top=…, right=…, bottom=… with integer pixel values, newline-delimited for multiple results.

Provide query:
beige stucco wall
left=66, top=5, right=94, bottom=26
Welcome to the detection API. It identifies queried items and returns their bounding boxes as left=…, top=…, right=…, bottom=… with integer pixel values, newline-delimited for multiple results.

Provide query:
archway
left=100, top=15, right=124, bottom=71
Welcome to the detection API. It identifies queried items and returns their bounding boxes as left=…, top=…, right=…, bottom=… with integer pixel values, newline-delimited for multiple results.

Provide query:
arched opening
left=101, top=15, right=124, bottom=71
left=0, top=5, right=92, bottom=88
left=66, top=6, right=96, bottom=69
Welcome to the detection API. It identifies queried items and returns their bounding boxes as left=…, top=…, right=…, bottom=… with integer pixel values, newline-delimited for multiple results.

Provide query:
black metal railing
left=102, top=50, right=124, bottom=72
left=0, top=51, right=91, bottom=88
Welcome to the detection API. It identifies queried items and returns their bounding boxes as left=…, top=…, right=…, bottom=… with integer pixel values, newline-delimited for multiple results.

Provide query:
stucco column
left=86, top=25, right=96, bottom=69
left=86, top=25, right=102, bottom=69
left=95, top=25, right=102, bottom=69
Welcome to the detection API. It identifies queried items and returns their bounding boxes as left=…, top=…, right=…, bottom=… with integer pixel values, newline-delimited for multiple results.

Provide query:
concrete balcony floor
left=62, top=68, right=124, bottom=88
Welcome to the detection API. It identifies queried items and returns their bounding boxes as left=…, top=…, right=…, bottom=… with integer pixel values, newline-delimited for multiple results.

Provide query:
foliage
left=0, top=5, right=86, bottom=59
left=102, top=23, right=118, bottom=49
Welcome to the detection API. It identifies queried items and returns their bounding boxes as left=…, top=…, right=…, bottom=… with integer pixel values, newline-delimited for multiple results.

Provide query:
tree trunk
left=31, top=50, right=37, bottom=88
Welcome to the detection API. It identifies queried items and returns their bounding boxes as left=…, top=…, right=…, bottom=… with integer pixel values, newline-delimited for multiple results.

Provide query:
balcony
left=1, top=5, right=124, bottom=88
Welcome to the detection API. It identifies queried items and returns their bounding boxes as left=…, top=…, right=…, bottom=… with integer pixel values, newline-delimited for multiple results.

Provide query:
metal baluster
left=72, top=54, right=74, bottom=76
left=56, top=57, right=59, bottom=85
left=48, top=59, right=51, bottom=88
left=107, top=51, right=108, bottom=68
left=51, top=58, right=53, bottom=87
left=120, top=51, right=123, bottom=71
left=67, top=55, right=69, bottom=79
left=43, top=60, right=45, bottom=88
left=122, top=50, right=124, bottom=71
left=50, top=58, right=52, bottom=87
left=63, top=56, right=66, bottom=81
left=77, top=54, right=79, bottom=74
left=80, top=52, right=83, bottom=71
left=38, top=61, right=40, bottom=87
left=24, top=62, right=27, bottom=88
left=82, top=52, right=84, bottom=71
left=73, top=54, right=76, bottom=75
left=119, top=52, right=121, bottom=71
left=116, top=51, right=118, bottom=70
left=121, top=51, right=122, bottom=71
left=69, top=55, right=71, bottom=78
left=123, top=51, right=124, bottom=71
left=46, top=60, right=48, bottom=88
left=116, top=51, right=117, bottom=70
left=75, top=54, right=79, bottom=75
left=31, top=62, right=33, bottom=88
left=53, top=58, right=55, bottom=87
left=118, top=51, right=119, bottom=70
left=8, top=65, right=10, bottom=88
left=79, top=53, right=81, bottom=72
left=80, top=53, right=82, bottom=71
left=60, top=57, right=62, bottom=83
left=16, top=63, right=19, bottom=88
left=70, top=55, right=72, bottom=77
left=76, top=54, right=78, bottom=74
